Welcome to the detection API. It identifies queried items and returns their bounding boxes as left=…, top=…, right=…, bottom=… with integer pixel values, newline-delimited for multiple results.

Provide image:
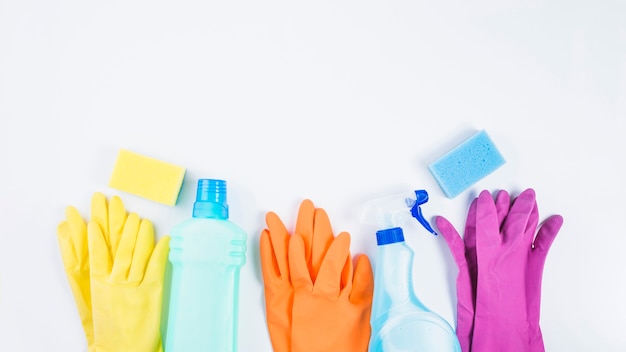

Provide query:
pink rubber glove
left=436, top=191, right=511, bottom=352
left=435, top=199, right=477, bottom=352
left=473, top=189, right=563, bottom=352
left=524, top=195, right=564, bottom=352
left=437, top=189, right=562, bottom=352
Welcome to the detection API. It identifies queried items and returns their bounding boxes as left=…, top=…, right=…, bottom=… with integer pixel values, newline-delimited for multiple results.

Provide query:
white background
left=1, top=0, right=625, bottom=351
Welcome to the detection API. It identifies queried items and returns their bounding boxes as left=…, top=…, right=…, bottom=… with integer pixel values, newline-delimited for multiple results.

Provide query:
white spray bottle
left=362, top=190, right=461, bottom=352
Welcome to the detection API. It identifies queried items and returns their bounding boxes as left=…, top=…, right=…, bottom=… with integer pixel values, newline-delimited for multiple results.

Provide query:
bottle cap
left=376, top=227, right=405, bottom=245
left=192, top=179, right=229, bottom=219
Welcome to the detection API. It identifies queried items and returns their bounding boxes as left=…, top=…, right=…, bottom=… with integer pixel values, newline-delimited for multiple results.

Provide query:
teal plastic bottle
left=163, top=179, right=247, bottom=352
left=369, top=227, right=461, bottom=352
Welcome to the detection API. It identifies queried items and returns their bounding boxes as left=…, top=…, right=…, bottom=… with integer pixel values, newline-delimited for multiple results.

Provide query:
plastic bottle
left=363, top=190, right=461, bottom=352
left=163, top=179, right=247, bottom=352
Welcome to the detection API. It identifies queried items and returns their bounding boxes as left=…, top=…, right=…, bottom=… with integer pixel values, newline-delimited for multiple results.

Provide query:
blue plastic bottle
left=369, top=227, right=461, bottom=352
left=163, top=179, right=247, bottom=352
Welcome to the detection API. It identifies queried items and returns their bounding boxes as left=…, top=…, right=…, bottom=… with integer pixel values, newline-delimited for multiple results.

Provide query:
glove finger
left=476, top=189, right=501, bottom=247
left=311, top=207, right=334, bottom=282
left=462, top=199, right=478, bottom=306
left=463, top=198, right=477, bottom=259
left=437, top=211, right=476, bottom=339
left=502, top=188, right=537, bottom=246
left=128, top=219, right=156, bottom=283
left=260, top=229, right=287, bottom=284
left=90, top=193, right=127, bottom=257
left=59, top=206, right=88, bottom=268
left=66, top=206, right=88, bottom=241
left=435, top=216, right=468, bottom=269
left=57, top=218, right=95, bottom=348
left=57, top=221, right=78, bottom=269
left=262, top=227, right=293, bottom=352
left=87, top=220, right=112, bottom=279
left=288, top=233, right=313, bottom=291
left=349, top=254, right=374, bottom=305
left=313, top=232, right=351, bottom=297
left=494, top=190, right=510, bottom=227
left=527, top=214, right=563, bottom=328
left=339, top=236, right=354, bottom=296
left=264, top=212, right=290, bottom=279
left=532, top=215, right=563, bottom=256
left=144, top=235, right=171, bottom=284
left=111, top=213, right=140, bottom=282
left=107, top=195, right=127, bottom=255
left=527, top=202, right=540, bottom=243
left=90, top=192, right=109, bottom=243
left=294, top=199, right=315, bottom=264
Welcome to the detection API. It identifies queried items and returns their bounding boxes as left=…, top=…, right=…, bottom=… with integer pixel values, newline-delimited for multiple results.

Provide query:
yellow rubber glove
left=289, top=213, right=374, bottom=352
left=88, top=211, right=170, bottom=352
left=57, top=206, right=95, bottom=351
left=56, top=193, right=128, bottom=351
left=89, top=193, right=128, bottom=259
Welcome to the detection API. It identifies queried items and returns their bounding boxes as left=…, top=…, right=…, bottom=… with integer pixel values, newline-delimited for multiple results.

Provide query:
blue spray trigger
left=410, top=190, right=438, bottom=236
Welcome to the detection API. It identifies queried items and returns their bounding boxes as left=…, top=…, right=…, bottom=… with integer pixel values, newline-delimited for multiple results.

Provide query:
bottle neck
left=376, top=241, right=413, bottom=304
left=192, top=201, right=228, bottom=219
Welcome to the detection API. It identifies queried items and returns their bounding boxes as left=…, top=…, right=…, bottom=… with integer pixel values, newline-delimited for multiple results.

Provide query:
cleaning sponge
left=109, top=149, right=186, bottom=206
left=428, top=130, right=505, bottom=198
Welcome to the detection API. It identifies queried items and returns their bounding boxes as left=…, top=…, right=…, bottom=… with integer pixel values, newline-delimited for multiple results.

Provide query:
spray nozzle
left=410, top=190, right=437, bottom=236
left=361, top=189, right=437, bottom=236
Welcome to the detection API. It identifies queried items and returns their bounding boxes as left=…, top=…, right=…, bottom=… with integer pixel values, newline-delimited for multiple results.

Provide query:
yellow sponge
left=109, top=149, right=186, bottom=206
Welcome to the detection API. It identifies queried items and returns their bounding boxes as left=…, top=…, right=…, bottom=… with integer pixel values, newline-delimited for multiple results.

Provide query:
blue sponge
left=428, top=130, right=505, bottom=198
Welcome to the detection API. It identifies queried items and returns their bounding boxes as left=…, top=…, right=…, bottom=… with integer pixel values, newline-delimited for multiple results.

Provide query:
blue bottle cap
left=192, top=179, right=229, bottom=219
left=376, top=227, right=405, bottom=245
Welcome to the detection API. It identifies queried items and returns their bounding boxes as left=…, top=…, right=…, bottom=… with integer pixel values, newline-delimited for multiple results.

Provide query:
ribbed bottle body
left=164, top=218, right=246, bottom=352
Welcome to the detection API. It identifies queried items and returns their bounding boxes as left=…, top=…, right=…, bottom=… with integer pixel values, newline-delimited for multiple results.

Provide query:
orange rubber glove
left=260, top=199, right=374, bottom=352
left=289, top=211, right=374, bottom=352
left=260, top=199, right=315, bottom=352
